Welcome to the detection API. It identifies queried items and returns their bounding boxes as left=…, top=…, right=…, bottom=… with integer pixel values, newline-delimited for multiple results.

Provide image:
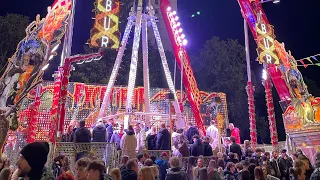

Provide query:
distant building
left=149, top=0, right=177, bottom=51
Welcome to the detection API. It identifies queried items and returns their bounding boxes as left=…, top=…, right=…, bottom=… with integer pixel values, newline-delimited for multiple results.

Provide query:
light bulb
left=179, top=28, right=183, bottom=33
left=173, top=11, right=177, bottom=15
left=175, top=16, right=179, bottom=21
left=177, top=22, right=181, bottom=26
left=182, top=39, right=188, bottom=46
left=167, top=7, right=171, bottom=11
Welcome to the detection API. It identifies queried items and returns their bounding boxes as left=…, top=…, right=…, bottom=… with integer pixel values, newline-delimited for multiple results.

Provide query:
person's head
left=261, top=155, right=268, bottom=163
left=138, top=167, right=154, bottom=180
left=126, top=159, right=138, bottom=173
left=149, top=166, right=159, bottom=178
left=203, top=136, right=210, bottom=143
left=119, top=124, right=124, bottom=132
left=149, top=155, right=156, bottom=164
left=160, top=152, right=168, bottom=161
left=109, top=168, right=121, bottom=180
left=226, top=162, right=236, bottom=173
left=144, top=159, right=153, bottom=166
left=87, top=161, right=106, bottom=180
left=272, top=151, right=278, bottom=159
left=229, top=123, right=234, bottom=130
left=243, top=160, right=250, bottom=170
left=120, top=156, right=129, bottom=165
left=198, top=168, right=208, bottom=180
left=197, top=156, right=204, bottom=168
left=128, top=125, right=134, bottom=132
left=193, top=135, right=200, bottom=143
left=208, top=160, right=217, bottom=169
left=293, top=159, right=305, bottom=173
left=108, top=118, right=114, bottom=125
left=244, top=140, right=250, bottom=148
left=75, top=157, right=91, bottom=180
left=79, top=120, right=85, bottom=128
left=235, top=163, right=243, bottom=172
left=54, top=155, right=67, bottom=167
left=0, top=168, right=12, bottom=180
left=160, top=123, right=166, bottom=129
left=296, top=149, right=303, bottom=156
left=188, top=122, right=193, bottom=128
left=17, top=142, right=49, bottom=178
left=260, top=148, right=265, bottom=154
left=264, top=152, right=270, bottom=160
left=57, top=172, right=74, bottom=180
left=290, top=167, right=305, bottom=180
left=134, top=123, right=141, bottom=133
left=217, top=152, right=223, bottom=159
left=292, top=153, right=298, bottom=161
left=241, top=170, right=250, bottom=180
left=151, top=126, right=157, bottom=133
left=255, top=148, right=262, bottom=156
left=169, top=157, right=180, bottom=168
left=254, top=166, right=265, bottom=180
left=230, top=136, right=236, bottom=144
left=177, top=129, right=183, bottom=134
left=217, top=158, right=225, bottom=169
left=137, top=154, right=145, bottom=163
left=281, top=149, right=287, bottom=157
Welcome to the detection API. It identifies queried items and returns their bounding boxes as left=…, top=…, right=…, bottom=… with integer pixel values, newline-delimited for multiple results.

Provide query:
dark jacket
left=230, top=143, right=242, bottom=158
left=310, top=167, right=320, bottom=180
left=92, top=125, right=106, bottom=142
left=147, top=134, right=157, bottom=150
left=69, top=128, right=77, bottom=142
left=203, top=142, right=213, bottom=156
left=178, top=141, right=190, bottom=157
left=156, top=128, right=171, bottom=150
left=74, top=127, right=91, bottom=143
left=156, top=158, right=169, bottom=180
left=165, top=167, right=189, bottom=180
left=224, top=169, right=237, bottom=180
left=190, top=139, right=204, bottom=156
left=121, top=168, right=138, bottom=180
left=269, top=158, right=281, bottom=178
left=106, top=124, right=113, bottom=142
left=185, top=126, right=199, bottom=144
left=278, top=156, right=293, bottom=179
left=110, top=132, right=121, bottom=150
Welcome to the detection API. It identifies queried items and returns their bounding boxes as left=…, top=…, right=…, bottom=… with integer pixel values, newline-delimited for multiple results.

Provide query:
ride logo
left=89, top=0, right=120, bottom=49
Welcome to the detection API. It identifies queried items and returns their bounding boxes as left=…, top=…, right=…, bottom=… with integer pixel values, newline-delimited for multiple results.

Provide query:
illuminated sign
left=256, top=22, right=279, bottom=65
left=89, top=0, right=120, bottom=49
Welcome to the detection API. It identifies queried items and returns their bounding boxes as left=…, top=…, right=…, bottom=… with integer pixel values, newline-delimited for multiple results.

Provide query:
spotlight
left=175, top=16, right=179, bottom=21
left=182, top=39, right=188, bottom=46
left=180, top=34, right=185, bottom=39
left=167, top=7, right=171, bottom=11
left=176, top=22, right=181, bottom=26
left=173, top=11, right=177, bottom=15
left=179, top=28, right=183, bottom=33
left=262, top=69, right=267, bottom=80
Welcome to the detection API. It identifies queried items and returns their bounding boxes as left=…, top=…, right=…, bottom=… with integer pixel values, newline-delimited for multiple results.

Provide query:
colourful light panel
left=89, top=0, right=120, bottom=48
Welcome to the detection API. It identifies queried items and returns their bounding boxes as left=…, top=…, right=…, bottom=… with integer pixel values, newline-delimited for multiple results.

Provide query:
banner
left=89, top=0, right=120, bottom=49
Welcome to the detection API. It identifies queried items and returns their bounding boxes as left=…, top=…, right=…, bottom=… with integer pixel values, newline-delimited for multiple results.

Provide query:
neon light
left=89, top=0, right=120, bottom=49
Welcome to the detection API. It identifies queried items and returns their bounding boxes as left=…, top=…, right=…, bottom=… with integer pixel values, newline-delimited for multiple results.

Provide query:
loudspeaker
left=200, top=104, right=207, bottom=114
left=204, top=115, right=211, bottom=126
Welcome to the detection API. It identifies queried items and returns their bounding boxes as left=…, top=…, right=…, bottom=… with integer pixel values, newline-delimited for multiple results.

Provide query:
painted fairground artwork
left=0, top=0, right=72, bottom=156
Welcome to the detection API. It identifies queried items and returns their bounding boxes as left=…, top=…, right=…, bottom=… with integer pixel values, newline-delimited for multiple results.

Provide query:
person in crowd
left=248, top=163, right=257, bottom=180
left=292, top=153, right=299, bottom=163
left=252, top=148, right=263, bottom=165
left=193, top=156, right=205, bottom=180
left=16, top=142, right=54, bottom=179
left=135, top=122, right=146, bottom=151
left=227, top=152, right=239, bottom=164
left=173, top=133, right=189, bottom=157
left=310, top=152, right=320, bottom=179
left=0, top=168, right=11, bottom=180
left=224, top=162, right=237, bottom=180
left=207, top=160, right=222, bottom=180
left=52, top=154, right=68, bottom=178
left=198, top=168, right=208, bottom=180
left=171, top=127, right=180, bottom=144
left=223, top=137, right=231, bottom=155
left=186, top=156, right=196, bottom=179
left=87, top=160, right=111, bottom=180
left=67, top=120, right=78, bottom=142
left=110, top=124, right=124, bottom=150
left=185, top=123, right=200, bottom=144
left=260, top=155, right=271, bottom=179
left=137, top=154, right=145, bottom=170
left=298, top=153, right=314, bottom=179
left=235, top=163, right=244, bottom=180
left=243, top=160, right=250, bottom=171
left=278, top=149, right=293, bottom=180
left=75, top=157, right=91, bottom=180
left=156, top=123, right=171, bottom=150
left=121, top=159, right=138, bottom=180
left=120, top=125, right=137, bottom=159
left=206, top=120, right=219, bottom=149
left=229, top=136, right=242, bottom=158
left=229, top=123, right=241, bottom=144
left=144, top=159, right=154, bottom=167
left=0, top=158, right=4, bottom=172
left=138, top=166, right=154, bottom=180
left=146, top=126, right=157, bottom=150
left=156, top=152, right=169, bottom=180
left=264, top=152, right=271, bottom=162
left=203, top=136, right=213, bottom=156
left=119, top=156, right=129, bottom=171
left=74, top=120, right=91, bottom=143
left=109, top=168, right=121, bottom=180
left=241, top=170, right=250, bottom=180
left=149, top=166, right=160, bottom=180
left=270, top=151, right=281, bottom=179
left=289, top=167, right=305, bottom=180
left=92, top=119, right=107, bottom=142
left=243, top=140, right=253, bottom=157
left=106, top=118, right=115, bottom=142
left=254, top=166, right=266, bottom=180
left=57, top=172, right=75, bottom=180
left=191, top=135, right=204, bottom=156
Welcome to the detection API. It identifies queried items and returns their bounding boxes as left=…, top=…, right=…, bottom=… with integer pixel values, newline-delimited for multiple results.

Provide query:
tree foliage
left=0, top=14, right=29, bottom=73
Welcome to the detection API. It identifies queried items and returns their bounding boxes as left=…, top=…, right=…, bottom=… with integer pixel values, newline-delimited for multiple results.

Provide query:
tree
left=0, top=14, right=29, bottom=73
left=192, top=36, right=263, bottom=141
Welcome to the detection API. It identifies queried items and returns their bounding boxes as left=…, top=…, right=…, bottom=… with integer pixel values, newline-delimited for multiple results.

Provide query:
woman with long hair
left=109, top=168, right=121, bottom=180
left=138, top=167, right=154, bottom=180
left=290, top=167, right=305, bottom=180
left=254, top=166, right=266, bottom=180
left=207, top=160, right=222, bottom=180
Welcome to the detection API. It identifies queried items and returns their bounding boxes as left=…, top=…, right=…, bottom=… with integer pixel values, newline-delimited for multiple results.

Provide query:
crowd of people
left=0, top=119, right=320, bottom=180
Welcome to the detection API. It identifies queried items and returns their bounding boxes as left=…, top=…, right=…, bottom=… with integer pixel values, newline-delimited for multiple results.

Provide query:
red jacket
left=231, top=127, right=241, bottom=144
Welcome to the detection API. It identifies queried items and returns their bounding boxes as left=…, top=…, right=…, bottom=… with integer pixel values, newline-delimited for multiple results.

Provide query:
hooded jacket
left=190, top=139, right=204, bottom=156
left=120, top=130, right=137, bottom=159
left=156, top=128, right=171, bottom=150
left=185, top=126, right=199, bottom=144
left=121, top=168, right=138, bottom=180
left=92, top=123, right=107, bottom=142
left=74, top=127, right=91, bottom=143
left=165, top=167, right=189, bottom=180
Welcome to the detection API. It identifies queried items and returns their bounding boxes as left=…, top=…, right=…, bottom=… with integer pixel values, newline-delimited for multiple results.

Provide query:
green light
left=197, top=11, right=200, bottom=15
left=191, top=14, right=195, bottom=17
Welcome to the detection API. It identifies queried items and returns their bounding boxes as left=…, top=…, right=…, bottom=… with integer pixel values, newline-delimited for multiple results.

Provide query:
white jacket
left=206, top=125, right=219, bottom=148
left=136, top=129, right=146, bottom=151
